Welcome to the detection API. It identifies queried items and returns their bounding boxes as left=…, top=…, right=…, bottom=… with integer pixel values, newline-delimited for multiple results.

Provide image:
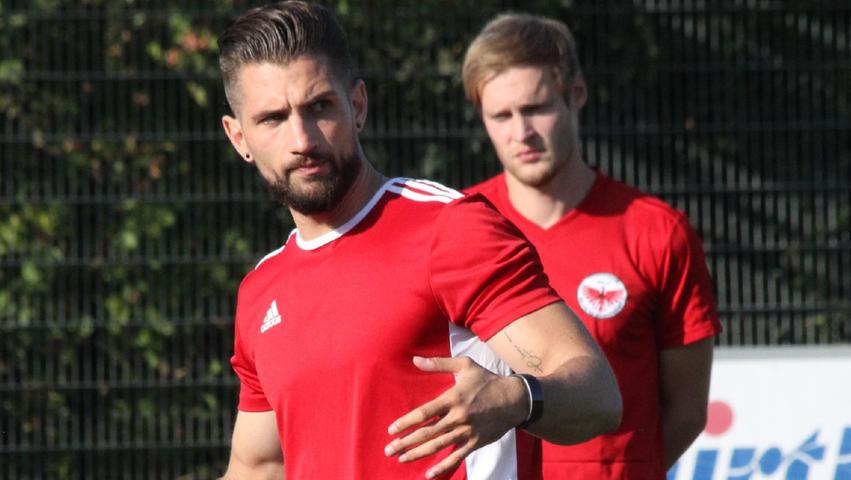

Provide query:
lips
left=296, top=163, right=324, bottom=173
left=288, top=155, right=330, bottom=176
left=515, top=148, right=544, bottom=163
left=293, top=162, right=328, bottom=176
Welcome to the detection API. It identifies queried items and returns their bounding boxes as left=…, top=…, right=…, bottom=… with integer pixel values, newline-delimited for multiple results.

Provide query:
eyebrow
left=484, top=96, right=553, bottom=117
left=249, top=89, right=340, bottom=124
left=484, top=108, right=509, bottom=118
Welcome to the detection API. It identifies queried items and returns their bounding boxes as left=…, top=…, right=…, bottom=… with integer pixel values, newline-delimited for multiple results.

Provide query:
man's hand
left=384, top=356, right=527, bottom=479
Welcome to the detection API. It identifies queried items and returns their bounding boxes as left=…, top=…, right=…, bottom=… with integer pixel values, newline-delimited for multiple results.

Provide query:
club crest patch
left=576, top=273, right=628, bottom=319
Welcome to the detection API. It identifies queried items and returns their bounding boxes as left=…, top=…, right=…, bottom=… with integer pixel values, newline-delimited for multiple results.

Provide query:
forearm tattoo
left=503, top=330, right=544, bottom=373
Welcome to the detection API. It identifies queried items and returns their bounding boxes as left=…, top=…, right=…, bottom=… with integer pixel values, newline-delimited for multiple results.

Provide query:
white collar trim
left=294, top=177, right=401, bottom=251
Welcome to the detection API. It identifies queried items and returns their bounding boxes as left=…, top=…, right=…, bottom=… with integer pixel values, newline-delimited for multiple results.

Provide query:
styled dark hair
left=219, top=1, right=354, bottom=110
left=463, top=12, right=582, bottom=109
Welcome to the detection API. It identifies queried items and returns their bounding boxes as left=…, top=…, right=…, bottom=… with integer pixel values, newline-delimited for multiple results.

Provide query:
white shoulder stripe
left=406, top=179, right=464, bottom=199
left=254, top=229, right=296, bottom=269
left=387, top=183, right=455, bottom=204
left=388, top=178, right=463, bottom=203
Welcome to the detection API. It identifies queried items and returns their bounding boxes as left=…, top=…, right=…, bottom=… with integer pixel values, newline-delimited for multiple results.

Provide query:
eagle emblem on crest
left=576, top=273, right=628, bottom=319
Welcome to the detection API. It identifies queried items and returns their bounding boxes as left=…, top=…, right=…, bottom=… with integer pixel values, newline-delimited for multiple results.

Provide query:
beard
left=513, top=159, right=560, bottom=187
left=506, top=154, right=563, bottom=188
left=506, top=136, right=579, bottom=188
left=265, top=150, right=362, bottom=215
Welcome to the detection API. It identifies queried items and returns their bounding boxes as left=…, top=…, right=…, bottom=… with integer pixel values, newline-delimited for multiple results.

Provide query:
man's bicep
left=224, top=410, right=283, bottom=479
left=486, top=302, right=602, bottom=375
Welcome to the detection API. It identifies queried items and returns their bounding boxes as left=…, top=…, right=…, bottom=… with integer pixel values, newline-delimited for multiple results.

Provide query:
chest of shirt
left=525, top=223, right=661, bottom=354
left=238, top=232, right=454, bottom=405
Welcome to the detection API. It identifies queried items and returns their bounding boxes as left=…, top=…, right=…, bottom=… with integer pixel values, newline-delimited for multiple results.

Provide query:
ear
left=221, top=114, right=253, bottom=163
left=350, top=79, right=368, bottom=132
left=569, top=73, right=588, bottom=111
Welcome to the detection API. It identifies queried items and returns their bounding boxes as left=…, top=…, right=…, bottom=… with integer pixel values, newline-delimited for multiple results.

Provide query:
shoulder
left=377, top=178, right=469, bottom=234
left=601, top=175, right=693, bottom=237
left=389, top=174, right=520, bottom=228
left=236, top=229, right=296, bottom=300
left=596, top=176, right=705, bottom=273
left=439, top=191, right=504, bottom=225
left=432, top=192, right=524, bottom=251
left=385, top=177, right=464, bottom=205
left=253, top=229, right=296, bottom=270
left=627, top=196, right=695, bottom=245
left=385, top=177, right=509, bottom=229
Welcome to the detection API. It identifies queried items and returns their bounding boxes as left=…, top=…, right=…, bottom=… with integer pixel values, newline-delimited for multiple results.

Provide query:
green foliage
left=0, top=1, right=243, bottom=476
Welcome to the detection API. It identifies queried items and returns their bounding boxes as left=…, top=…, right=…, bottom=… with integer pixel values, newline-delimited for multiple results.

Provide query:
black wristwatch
left=512, top=373, right=544, bottom=429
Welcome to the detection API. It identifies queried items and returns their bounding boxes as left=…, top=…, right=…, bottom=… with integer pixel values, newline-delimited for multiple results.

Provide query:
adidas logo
left=260, top=300, right=282, bottom=333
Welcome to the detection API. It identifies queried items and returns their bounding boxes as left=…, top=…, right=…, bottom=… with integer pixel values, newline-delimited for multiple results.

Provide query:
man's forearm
left=659, top=337, right=715, bottom=468
left=489, top=303, right=623, bottom=445
left=662, top=407, right=706, bottom=468
left=523, top=354, right=622, bottom=444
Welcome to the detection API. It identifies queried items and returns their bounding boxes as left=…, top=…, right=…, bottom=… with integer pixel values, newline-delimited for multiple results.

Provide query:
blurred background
left=0, top=0, right=848, bottom=478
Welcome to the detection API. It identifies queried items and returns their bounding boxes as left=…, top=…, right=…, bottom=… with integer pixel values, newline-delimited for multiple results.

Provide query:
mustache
left=516, top=140, right=545, bottom=152
left=286, top=152, right=331, bottom=171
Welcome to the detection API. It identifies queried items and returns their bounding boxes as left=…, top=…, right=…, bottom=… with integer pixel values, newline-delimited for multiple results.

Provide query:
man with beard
left=217, top=2, right=621, bottom=480
left=462, top=13, right=722, bottom=479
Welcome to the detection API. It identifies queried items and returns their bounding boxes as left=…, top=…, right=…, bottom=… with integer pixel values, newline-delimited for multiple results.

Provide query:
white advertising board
left=669, top=346, right=851, bottom=480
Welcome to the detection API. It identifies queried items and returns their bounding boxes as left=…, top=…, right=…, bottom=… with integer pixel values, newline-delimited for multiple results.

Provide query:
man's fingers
left=385, top=418, right=446, bottom=457
left=384, top=355, right=493, bottom=472
left=388, top=396, right=448, bottom=436
left=423, top=439, right=476, bottom=479
left=396, top=427, right=470, bottom=463
left=412, top=355, right=471, bottom=373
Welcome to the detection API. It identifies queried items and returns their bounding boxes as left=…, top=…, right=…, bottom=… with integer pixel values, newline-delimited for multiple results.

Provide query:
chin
left=511, top=166, right=559, bottom=188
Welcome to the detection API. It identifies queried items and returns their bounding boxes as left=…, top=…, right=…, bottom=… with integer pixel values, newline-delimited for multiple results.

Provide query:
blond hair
left=462, top=13, right=582, bottom=109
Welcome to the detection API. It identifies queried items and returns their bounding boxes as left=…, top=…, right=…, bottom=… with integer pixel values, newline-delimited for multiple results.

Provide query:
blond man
left=464, top=13, right=721, bottom=479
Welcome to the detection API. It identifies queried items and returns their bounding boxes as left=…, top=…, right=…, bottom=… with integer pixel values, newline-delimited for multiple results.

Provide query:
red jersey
left=467, top=171, right=721, bottom=479
left=231, top=178, right=561, bottom=480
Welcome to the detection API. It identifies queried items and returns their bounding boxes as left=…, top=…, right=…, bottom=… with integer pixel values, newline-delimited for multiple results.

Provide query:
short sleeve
left=656, top=215, right=722, bottom=348
left=428, top=194, right=562, bottom=341
left=230, top=303, right=273, bottom=412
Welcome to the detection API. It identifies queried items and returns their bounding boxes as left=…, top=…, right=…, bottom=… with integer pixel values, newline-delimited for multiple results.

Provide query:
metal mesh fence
left=1, top=0, right=849, bottom=477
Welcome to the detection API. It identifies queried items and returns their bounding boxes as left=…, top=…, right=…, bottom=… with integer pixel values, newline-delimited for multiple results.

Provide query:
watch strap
left=512, top=373, right=544, bottom=429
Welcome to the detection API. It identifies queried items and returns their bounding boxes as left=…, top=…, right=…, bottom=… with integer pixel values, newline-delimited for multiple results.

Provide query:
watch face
left=576, top=272, right=628, bottom=319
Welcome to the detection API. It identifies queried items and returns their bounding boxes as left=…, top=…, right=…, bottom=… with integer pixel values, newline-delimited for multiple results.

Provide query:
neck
left=290, top=157, right=386, bottom=241
left=505, top=159, right=596, bottom=229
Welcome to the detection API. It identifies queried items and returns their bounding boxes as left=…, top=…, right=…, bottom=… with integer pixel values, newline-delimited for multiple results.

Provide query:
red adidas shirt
left=467, top=172, right=721, bottom=479
left=231, top=178, right=560, bottom=479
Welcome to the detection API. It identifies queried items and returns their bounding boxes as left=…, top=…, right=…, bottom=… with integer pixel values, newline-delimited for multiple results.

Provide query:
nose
left=510, top=114, right=534, bottom=143
left=288, top=113, right=318, bottom=156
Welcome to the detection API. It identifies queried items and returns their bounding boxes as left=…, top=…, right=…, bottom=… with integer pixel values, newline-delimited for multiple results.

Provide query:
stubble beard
left=265, top=151, right=362, bottom=215
left=509, top=154, right=562, bottom=188
left=508, top=136, right=580, bottom=188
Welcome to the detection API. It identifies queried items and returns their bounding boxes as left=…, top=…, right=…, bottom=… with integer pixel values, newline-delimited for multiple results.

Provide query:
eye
left=525, top=101, right=555, bottom=115
left=489, top=112, right=511, bottom=122
left=260, top=112, right=286, bottom=125
left=310, top=99, right=330, bottom=114
left=521, top=103, right=545, bottom=115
